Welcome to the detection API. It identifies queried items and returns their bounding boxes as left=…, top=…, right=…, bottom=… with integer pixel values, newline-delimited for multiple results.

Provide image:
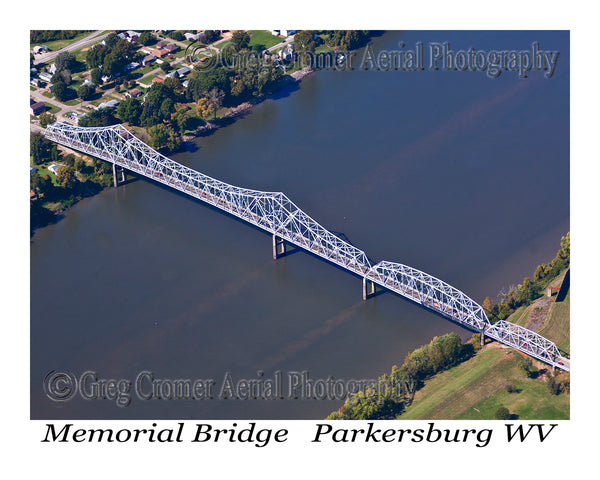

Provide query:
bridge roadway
left=43, top=122, right=569, bottom=371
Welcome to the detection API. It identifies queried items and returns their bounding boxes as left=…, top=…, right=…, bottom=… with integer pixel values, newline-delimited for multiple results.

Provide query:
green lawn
left=138, top=74, right=158, bottom=85
left=64, top=98, right=82, bottom=106
left=539, top=289, right=570, bottom=355
left=399, top=345, right=569, bottom=420
left=249, top=30, right=283, bottom=49
left=506, top=304, right=530, bottom=327
left=44, top=103, right=61, bottom=114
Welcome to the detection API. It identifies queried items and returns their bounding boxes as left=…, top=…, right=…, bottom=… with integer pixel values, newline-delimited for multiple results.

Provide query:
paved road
left=33, top=30, right=109, bottom=66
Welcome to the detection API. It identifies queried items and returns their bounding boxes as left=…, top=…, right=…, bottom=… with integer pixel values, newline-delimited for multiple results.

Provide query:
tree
left=171, top=103, right=192, bottom=132
left=60, top=69, right=72, bottom=85
left=86, top=44, right=109, bottom=69
left=169, top=31, right=184, bottom=42
left=208, top=87, right=224, bottom=119
left=482, top=296, right=494, bottom=313
left=160, top=61, right=173, bottom=73
left=91, top=68, right=103, bottom=86
left=196, top=97, right=215, bottom=119
left=203, top=30, right=220, bottom=43
left=148, top=124, right=170, bottom=150
left=138, top=31, right=153, bottom=46
left=78, top=84, right=95, bottom=101
left=117, top=98, right=142, bottom=125
left=294, top=30, right=317, bottom=53
left=31, top=133, right=51, bottom=165
left=102, top=52, right=120, bottom=76
left=52, top=80, right=70, bottom=102
left=105, top=32, right=119, bottom=48
left=231, top=30, right=250, bottom=51
left=38, top=112, right=56, bottom=128
left=160, top=97, right=175, bottom=119
left=56, top=164, right=76, bottom=188
left=55, top=51, right=76, bottom=72
left=495, top=406, right=511, bottom=420
left=30, top=172, right=54, bottom=197
left=78, top=107, right=119, bottom=127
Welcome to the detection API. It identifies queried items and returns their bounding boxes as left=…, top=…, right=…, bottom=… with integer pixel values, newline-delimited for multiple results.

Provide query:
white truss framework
left=44, top=122, right=568, bottom=371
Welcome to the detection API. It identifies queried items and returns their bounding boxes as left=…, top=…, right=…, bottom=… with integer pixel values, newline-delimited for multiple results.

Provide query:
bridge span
left=44, top=122, right=569, bottom=371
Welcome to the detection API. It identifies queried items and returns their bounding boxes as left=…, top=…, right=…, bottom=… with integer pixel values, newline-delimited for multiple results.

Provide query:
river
left=30, top=30, right=569, bottom=419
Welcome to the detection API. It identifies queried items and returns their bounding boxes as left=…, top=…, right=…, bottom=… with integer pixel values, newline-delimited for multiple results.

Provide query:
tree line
left=31, top=30, right=91, bottom=44
left=327, top=332, right=481, bottom=420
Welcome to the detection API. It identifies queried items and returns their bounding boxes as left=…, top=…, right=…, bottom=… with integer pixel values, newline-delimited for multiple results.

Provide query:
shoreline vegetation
left=327, top=233, right=570, bottom=420
left=30, top=30, right=379, bottom=232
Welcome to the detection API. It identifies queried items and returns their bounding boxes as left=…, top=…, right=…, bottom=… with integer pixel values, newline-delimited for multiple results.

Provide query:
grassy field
left=398, top=268, right=570, bottom=421
left=399, top=345, right=570, bottom=420
left=249, top=30, right=283, bottom=49
left=506, top=304, right=530, bottom=326
left=539, top=289, right=570, bottom=354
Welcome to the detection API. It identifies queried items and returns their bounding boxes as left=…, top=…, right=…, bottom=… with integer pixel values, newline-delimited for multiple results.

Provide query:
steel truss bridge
left=44, top=122, right=569, bottom=371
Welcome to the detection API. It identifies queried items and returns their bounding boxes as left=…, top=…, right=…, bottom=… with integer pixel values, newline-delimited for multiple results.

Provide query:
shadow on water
left=269, top=81, right=300, bottom=100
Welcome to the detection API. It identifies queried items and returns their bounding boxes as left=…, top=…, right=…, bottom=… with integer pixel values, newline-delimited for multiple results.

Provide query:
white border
left=6, top=0, right=598, bottom=477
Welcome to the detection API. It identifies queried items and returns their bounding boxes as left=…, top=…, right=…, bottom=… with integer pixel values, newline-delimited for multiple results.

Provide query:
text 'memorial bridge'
left=44, top=122, right=569, bottom=371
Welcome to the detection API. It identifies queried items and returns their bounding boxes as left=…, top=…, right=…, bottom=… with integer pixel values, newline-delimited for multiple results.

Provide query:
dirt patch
left=525, top=296, right=553, bottom=331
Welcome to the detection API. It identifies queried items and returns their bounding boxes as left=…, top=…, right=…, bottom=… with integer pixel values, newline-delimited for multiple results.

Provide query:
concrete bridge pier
left=112, top=163, right=118, bottom=187
left=363, top=278, right=383, bottom=300
left=112, top=164, right=126, bottom=187
left=273, top=235, right=297, bottom=260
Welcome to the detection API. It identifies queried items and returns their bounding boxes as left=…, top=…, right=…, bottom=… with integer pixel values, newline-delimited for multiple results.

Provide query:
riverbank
left=182, top=66, right=315, bottom=141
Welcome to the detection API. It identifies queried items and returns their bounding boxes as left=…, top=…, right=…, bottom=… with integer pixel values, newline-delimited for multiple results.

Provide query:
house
left=142, top=54, right=156, bottom=66
left=49, top=63, right=57, bottom=74
left=126, top=30, right=141, bottom=42
left=184, top=32, right=199, bottom=41
left=125, top=61, right=140, bottom=71
left=30, top=102, right=46, bottom=116
left=157, top=42, right=167, bottom=49
left=140, top=46, right=154, bottom=55
left=39, top=72, right=53, bottom=83
left=45, top=84, right=54, bottom=93
left=176, top=66, right=190, bottom=77
left=48, top=163, right=62, bottom=175
left=151, top=77, right=164, bottom=84
left=270, top=30, right=280, bottom=36
left=281, top=43, right=295, bottom=61
left=32, top=45, right=48, bottom=54
left=97, top=99, right=119, bottom=110
left=164, top=43, right=178, bottom=54
left=280, top=30, right=297, bottom=37
left=151, top=48, right=169, bottom=58
left=30, top=78, right=40, bottom=87
left=125, top=88, right=141, bottom=98
left=182, top=80, right=189, bottom=88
